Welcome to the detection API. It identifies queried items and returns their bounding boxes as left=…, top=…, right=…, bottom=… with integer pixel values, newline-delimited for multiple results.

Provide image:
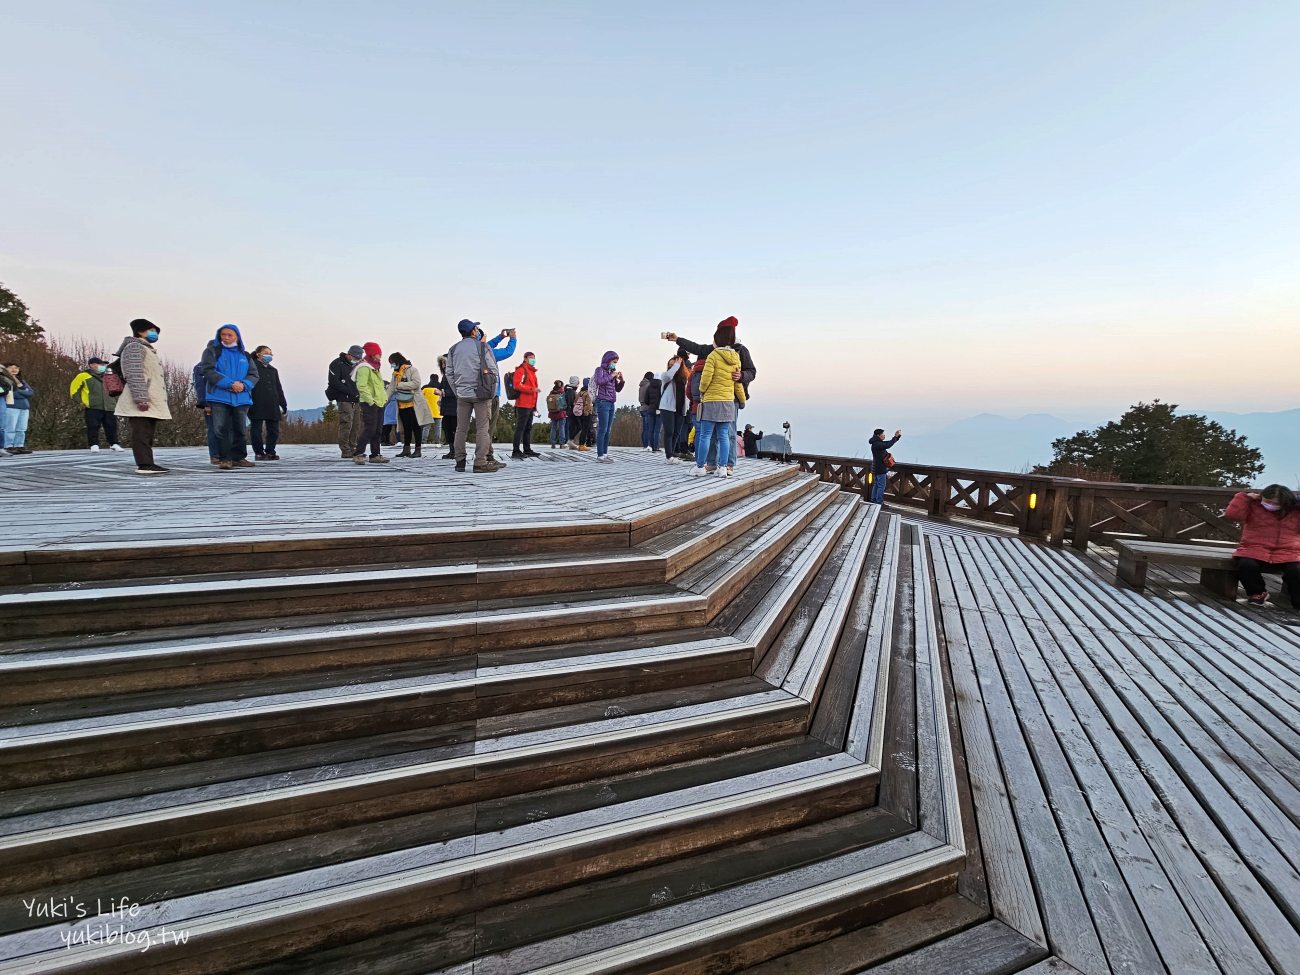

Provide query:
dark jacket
left=675, top=336, right=756, bottom=393
left=743, top=428, right=761, bottom=455
left=326, top=353, right=359, bottom=403
left=7, top=379, right=34, bottom=411
left=869, top=434, right=900, bottom=474
left=440, top=373, right=458, bottom=411
left=200, top=325, right=259, bottom=407
left=249, top=361, right=288, bottom=421
left=192, top=363, right=208, bottom=407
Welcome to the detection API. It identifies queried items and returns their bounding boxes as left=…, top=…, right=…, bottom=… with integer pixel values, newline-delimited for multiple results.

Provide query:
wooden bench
left=1115, top=539, right=1238, bottom=598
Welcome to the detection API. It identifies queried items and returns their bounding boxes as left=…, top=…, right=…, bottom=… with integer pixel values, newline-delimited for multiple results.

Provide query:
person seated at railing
left=1224, top=484, right=1300, bottom=608
left=868, top=428, right=902, bottom=504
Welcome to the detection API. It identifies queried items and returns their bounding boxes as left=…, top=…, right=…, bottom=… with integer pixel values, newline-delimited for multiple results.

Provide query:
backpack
left=644, top=377, right=662, bottom=409
left=572, top=393, right=586, bottom=417
left=546, top=392, right=565, bottom=415
left=688, top=361, right=705, bottom=406
left=504, top=369, right=519, bottom=400
left=103, top=358, right=126, bottom=396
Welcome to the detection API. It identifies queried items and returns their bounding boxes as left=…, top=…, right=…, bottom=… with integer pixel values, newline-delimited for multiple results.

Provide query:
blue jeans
left=870, top=469, right=888, bottom=503
left=549, top=415, right=567, bottom=446
left=595, top=399, right=615, bottom=456
left=210, top=403, right=250, bottom=462
left=3, top=407, right=29, bottom=448
left=695, top=419, right=734, bottom=469
left=640, top=410, right=660, bottom=448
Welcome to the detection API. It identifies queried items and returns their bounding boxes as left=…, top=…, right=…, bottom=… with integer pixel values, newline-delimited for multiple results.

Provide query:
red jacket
left=1225, top=492, right=1300, bottom=563
left=513, top=362, right=539, bottom=410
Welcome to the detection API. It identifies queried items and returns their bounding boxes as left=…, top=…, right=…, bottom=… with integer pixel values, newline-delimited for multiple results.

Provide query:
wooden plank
left=862, top=919, right=1046, bottom=974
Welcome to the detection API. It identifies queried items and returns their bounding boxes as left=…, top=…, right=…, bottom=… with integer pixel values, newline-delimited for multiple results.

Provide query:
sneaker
left=1247, top=593, right=1269, bottom=607
left=442, top=451, right=456, bottom=460
left=666, top=456, right=678, bottom=464
left=340, top=452, right=353, bottom=460
left=523, top=450, right=541, bottom=458
left=217, top=461, right=234, bottom=471
left=255, top=453, right=268, bottom=461
left=210, top=458, right=221, bottom=465
left=109, top=444, right=123, bottom=452
left=353, top=455, right=367, bottom=465
left=455, top=460, right=466, bottom=472
left=134, top=466, right=167, bottom=475
left=598, top=455, right=614, bottom=464
left=147, top=464, right=170, bottom=473
left=89, top=445, right=100, bottom=452
left=369, top=455, right=390, bottom=465
left=266, top=453, right=280, bottom=461
left=644, top=445, right=653, bottom=452
left=690, top=467, right=708, bottom=477
left=511, top=451, right=526, bottom=460
left=234, top=459, right=256, bottom=468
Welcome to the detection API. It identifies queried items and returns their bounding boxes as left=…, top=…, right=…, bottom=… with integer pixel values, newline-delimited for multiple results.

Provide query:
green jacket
left=70, top=371, right=118, bottom=411
left=356, top=363, right=386, bottom=407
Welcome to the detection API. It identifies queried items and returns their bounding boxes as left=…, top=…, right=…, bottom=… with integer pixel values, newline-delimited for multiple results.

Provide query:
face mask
left=221, top=340, right=238, bottom=349
left=93, top=365, right=106, bottom=374
left=526, top=357, right=536, bottom=366
left=260, top=354, right=273, bottom=364
left=144, top=330, right=159, bottom=343
left=1262, top=501, right=1282, bottom=512
left=608, top=363, right=618, bottom=372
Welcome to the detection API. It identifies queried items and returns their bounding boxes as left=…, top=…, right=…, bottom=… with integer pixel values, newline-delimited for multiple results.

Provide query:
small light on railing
left=1028, top=492, right=1038, bottom=510
left=867, top=472, right=874, bottom=485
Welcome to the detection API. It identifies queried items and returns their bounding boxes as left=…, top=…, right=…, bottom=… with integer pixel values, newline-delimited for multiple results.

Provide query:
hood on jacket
left=210, top=323, right=246, bottom=351
left=115, top=336, right=148, bottom=357
left=600, top=351, right=620, bottom=368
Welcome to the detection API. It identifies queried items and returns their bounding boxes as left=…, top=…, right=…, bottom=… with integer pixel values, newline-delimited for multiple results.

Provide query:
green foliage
left=1042, top=400, right=1264, bottom=487
left=0, top=283, right=44, bottom=339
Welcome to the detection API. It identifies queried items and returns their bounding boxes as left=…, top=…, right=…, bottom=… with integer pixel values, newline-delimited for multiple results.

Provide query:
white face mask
left=221, top=340, right=238, bottom=349
left=1261, top=501, right=1282, bottom=512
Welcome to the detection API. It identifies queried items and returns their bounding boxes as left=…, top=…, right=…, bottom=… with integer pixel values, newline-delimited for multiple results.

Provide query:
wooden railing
left=766, top=453, right=1241, bottom=552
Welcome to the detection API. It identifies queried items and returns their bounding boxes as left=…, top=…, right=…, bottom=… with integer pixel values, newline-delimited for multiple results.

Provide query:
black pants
left=513, top=408, right=535, bottom=453
left=659, top=410, right=684, bottom=460
left=381, top=423, right=396, bottom=446
left=442, top=411, right=457, bottom=452
left=85, top=408, right=119, bottom=447
left=129, top=417, right=157, bottom=467
left=250, top=418, right=279, bottom=455
left=398, top=407, right=420, bottom=450
left=579, top=415, right=595, bottom=447
left=1234, top=557, right=1300, bottom=607
left=356, top=404, right=383, bottom=458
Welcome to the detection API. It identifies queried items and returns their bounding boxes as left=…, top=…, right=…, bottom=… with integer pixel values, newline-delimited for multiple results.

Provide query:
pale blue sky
left=3, top=2, right=1298, bottom=451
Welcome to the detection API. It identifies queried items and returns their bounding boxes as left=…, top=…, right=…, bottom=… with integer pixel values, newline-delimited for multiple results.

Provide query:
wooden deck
left=0, top=446, right=1295, bottom=974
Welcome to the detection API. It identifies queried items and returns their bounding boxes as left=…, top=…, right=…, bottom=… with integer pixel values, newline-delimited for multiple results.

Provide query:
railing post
left=1072, top=489, right=1095, bottom=552
left=929, top=472, right=949, bottom=520
left=1047, top=487, right=1069, bottom=548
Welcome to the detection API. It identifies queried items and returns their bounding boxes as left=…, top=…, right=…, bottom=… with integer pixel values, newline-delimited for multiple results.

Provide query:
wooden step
left=0, top=755, right=881, bottom=974
left=0, top=632, right=757, bottom=789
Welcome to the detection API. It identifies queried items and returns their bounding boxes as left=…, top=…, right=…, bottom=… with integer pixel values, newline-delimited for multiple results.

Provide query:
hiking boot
left=511, top=451, right=526, bottom=460
left=210, top=458, right=221, bottom=465
left=442, top=451, right=456, bottom=459
left=353, top=455, right=367, bottom=465
left=397, top=449, right=412, bottom=458
left=473, top=461, right=502, bottom=473
left=455, top=460, right=466, bottom=472
left=255, top=453, right=268, bottom=461
left=266, top=452, right=281, bottom=460
left=369, top=455, right=390, bottom=464
left=217, top=461, right=234, bottom=471
left=234, top=459, right=256, bottom=468
left=523, top=450, right=541, bottom=458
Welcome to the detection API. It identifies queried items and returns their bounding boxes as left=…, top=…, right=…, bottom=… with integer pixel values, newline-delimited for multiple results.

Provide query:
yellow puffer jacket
left=700, top=347, right=747, bottom=405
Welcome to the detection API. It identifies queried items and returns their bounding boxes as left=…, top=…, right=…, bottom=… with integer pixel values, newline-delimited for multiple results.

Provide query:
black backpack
left=504, top=369, right=519, bottom=400
left=645, top=377, right=662, bottom=408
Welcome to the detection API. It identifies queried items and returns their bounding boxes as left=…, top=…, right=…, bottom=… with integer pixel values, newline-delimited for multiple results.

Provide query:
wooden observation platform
left=0, top=445, right=1296, bottom=974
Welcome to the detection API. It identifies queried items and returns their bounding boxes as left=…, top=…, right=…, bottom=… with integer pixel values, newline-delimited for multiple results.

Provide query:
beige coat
left=394, top=364, right=434, bottom=426
left=113, top=336, right=172, bottom=421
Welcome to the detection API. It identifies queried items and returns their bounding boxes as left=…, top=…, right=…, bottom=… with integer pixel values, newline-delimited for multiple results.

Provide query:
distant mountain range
left=287, top=407, right=325, bottom=423
left=892, top=408, right=1299, bottom=486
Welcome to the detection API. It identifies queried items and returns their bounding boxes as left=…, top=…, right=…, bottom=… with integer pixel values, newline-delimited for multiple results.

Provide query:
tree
left=1041, top=400, right=1264, bottom=487
left=0, top=283, right=44, bottom=338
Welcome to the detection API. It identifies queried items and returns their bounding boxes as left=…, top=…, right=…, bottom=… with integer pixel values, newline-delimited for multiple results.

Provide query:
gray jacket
left=445, top=335, right=499, bottom=401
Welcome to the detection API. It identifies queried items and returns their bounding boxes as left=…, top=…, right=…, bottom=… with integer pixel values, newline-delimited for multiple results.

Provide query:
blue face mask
left=526, top=357, right=536, bottom=366
left=144, top=330, right=159, bottom=343
left=93, top=365, right=106, bottom=374
left=260, top=354, right=273, bottom=364
left=608, top=363, right=618, bottom=372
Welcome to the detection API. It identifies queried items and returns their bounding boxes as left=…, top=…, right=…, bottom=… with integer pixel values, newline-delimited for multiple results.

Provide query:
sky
left=2, top=1, right=1298, bottom=455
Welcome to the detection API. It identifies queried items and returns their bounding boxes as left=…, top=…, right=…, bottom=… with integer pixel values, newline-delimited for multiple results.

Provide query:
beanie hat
left=363, top=341, right=382, bottom=358
left=568, top=375, right=579, bottom=385
left=347, top=344, right=365, bottom=358
left=130, top=318, right=158, bottom=335
left=457, top=319, right=479, bottom=336
left=524, top=351, right=535, bottom=359
left=88, top=356, right=108, bottom=365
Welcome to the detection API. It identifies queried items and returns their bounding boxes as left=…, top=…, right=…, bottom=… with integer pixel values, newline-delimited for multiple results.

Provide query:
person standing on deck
left=0, top=366, right=13, bottom=457
left=574, top=379, right=595, bottom=451
left=691, top=323, right=745, bottom=478
left=388, top=352, right=433, bottom=459
left=510, top=352, right=541, bottom=459
left=743, top=424, right=763, bottom=459
left=663, top=316, right=756, bottom=395
left=70, top=357, right=123, bottom=452
left=638, top=371, right=661, bottom=451
left=352, top=342, right=390, bottom=465
left=563, top=375, right=580, bottom=448
left=657, top=354, right=688, bottom=465
left=191, top=360, right=220, bottom=464
left=445, top=319, right=504, bottom=474
left=438, top=355, right=457, bottom=459
left=114, top=319, right=172, bottom=475
left=545, top=380, right=568, bottom=450
left=477, top=326, right=517, bottom=464
left=248, top=345, right=287, bottom=461
left=2, top=365, right=34, bottom=454
left=422, top=375, right=442, bottom=446
left=327, top=346, right=363, bottom=459
left=1225, top=485, right=1300, bottom=609
left=200, top=325, right=260, bottom=471
left=868, top=428, right=902, bottom=504
left=591, top=353, right=623, bottom=463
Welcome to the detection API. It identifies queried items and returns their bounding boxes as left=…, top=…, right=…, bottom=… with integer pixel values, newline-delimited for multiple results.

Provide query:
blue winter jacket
left=487, top=333, right=516, bottom=397
left=199, top=324, right=259, bottom=407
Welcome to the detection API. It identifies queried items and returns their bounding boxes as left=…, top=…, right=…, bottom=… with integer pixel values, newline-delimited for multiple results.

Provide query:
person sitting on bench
left=1225, top=484, right=1300, bottom=608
